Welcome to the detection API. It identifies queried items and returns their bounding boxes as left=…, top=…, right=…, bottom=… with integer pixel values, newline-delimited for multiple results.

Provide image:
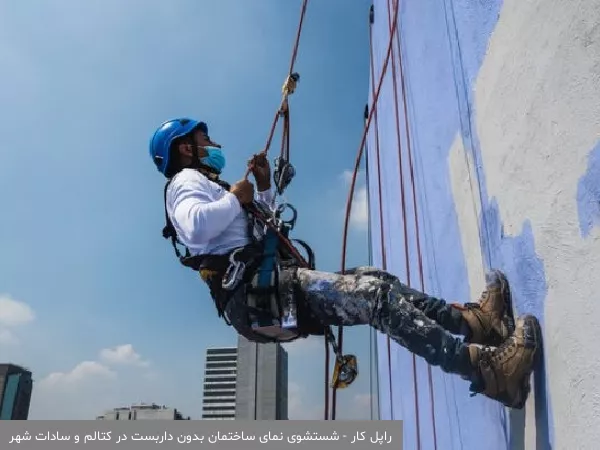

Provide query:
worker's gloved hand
left=231, top=179, right=255, bottom=205
left=248, top=152, right=271, bottom=191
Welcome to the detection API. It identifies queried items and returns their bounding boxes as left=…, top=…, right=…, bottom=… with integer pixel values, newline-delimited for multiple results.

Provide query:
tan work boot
left=466, top=314, right=541, bottom=409
left=454, top=269, right=515, bottom=347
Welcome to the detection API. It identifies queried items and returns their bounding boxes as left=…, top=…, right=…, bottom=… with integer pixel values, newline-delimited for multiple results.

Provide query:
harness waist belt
left=183, top=242, right=263, bottom=275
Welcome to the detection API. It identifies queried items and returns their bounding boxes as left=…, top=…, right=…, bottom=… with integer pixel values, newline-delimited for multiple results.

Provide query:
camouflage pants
left=292, top=266, right=473, bottom=378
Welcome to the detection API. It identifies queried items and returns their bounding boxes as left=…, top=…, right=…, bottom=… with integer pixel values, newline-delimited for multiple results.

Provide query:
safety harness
left=161, top=168, right=323, bottom=343
left=160, top=169, right=357, bottom=388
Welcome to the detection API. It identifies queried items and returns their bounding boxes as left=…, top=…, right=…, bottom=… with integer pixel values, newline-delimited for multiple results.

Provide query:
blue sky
left=0, top=0, right=375, bottom=419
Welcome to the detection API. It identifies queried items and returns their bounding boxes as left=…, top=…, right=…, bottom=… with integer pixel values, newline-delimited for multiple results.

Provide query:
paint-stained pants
left=291, top=266, right=473, bottom=378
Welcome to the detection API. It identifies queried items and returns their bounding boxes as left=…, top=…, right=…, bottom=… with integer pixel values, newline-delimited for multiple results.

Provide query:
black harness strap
left=161, top=169, right=320, bottom=339
left=162, top=181, right=191, bottom=265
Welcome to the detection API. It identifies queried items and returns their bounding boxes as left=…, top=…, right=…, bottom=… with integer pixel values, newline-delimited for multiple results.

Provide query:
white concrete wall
left=368, top=0, right=600, bottom=449
left=467, top=2, right=600, bottom=448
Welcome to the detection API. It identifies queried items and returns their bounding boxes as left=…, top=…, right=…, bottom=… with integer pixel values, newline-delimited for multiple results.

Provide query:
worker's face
left=176, top=128, right=219, bottom=165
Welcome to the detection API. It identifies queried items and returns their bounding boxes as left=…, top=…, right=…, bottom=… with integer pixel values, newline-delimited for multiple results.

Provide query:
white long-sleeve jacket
left=165, top=168, right=274, bottom=256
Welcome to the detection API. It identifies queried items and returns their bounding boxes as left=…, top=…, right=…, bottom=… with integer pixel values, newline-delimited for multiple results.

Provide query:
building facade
left=96, top=403, right=189, bottom=420
left=201, top=347, right=238, bottom=420
left=0, top=364, right=33, bottom=420
left=234, top=335, right=288, bottom=420
left=201, top=336, right=288, bottom=420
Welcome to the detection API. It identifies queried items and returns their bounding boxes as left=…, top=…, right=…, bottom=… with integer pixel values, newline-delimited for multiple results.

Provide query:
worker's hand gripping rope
left=244, top=72, right=300, bottom=183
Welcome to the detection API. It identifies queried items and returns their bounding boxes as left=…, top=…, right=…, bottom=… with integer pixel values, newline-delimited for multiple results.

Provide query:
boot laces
left=494, top=335, right=516, bottom=362
left=467, top=287, right=494, bottom=311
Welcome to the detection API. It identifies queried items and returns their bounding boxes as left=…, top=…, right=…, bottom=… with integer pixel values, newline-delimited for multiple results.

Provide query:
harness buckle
left=222, top=248, right=246, bottom=291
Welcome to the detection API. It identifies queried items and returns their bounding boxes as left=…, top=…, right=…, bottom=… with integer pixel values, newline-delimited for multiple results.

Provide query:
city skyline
left=96, top=403, right=190, bottom=420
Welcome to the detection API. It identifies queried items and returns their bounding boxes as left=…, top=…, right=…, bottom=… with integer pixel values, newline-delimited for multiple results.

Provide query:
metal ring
left=276, top=202, right=298, bottom=227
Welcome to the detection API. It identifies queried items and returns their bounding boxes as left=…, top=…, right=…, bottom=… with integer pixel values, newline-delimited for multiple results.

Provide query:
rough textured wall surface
left=367, top=0, right=600, bottom=449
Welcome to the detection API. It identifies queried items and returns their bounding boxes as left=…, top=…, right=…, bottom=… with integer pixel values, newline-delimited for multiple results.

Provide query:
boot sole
left=487, top=269, right=516, bottom=337
left=511, top=314, right=542, bottom=409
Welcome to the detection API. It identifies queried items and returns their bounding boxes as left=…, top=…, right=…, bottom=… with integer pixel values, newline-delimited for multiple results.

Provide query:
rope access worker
left=149, top=117, right=542, bottom=410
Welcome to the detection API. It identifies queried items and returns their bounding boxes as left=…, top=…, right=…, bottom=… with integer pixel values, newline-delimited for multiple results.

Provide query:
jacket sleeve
left=255, top=185, right=275, bottom=208
left=169, top=178, right=243, bottom=246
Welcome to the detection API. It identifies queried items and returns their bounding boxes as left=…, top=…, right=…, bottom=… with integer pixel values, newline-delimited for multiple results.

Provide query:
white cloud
left=353, top=393, right=372, bottom=409
left=352, top=186, right=369, bottom=230
left=32, top=360, right=119, bottom=420
left=288, top=382, right=323, bottom=419
left=99, top=344, right=150, bottom=367
left=0, top=295, right=35, bottom=326
left=38, top=344, right=151, bottom=391
left=287, top=382, right=373, bottom=420
left=0, top=329, right=18, bottom=345
left=0, top=294, right=35, bottom=346
left=29, top=344, right=161, bottom=419
left=340, top=170, right=369, bottom=232
left=38, top=361, right=117, bottom=389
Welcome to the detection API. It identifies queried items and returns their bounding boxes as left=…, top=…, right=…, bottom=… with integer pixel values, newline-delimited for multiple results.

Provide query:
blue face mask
left=199, top=146, right=226, bottom=172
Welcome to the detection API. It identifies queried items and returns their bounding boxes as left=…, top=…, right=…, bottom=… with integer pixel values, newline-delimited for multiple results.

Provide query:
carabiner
left=222, top=248, right=246, bottom=290
left=273, top=157, right=296, bottom=195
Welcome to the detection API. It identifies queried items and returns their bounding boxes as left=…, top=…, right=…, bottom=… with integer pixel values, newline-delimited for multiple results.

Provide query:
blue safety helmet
left=149, top=118, right=209, bottom=176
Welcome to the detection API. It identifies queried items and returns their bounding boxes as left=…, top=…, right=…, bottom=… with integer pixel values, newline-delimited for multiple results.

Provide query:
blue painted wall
left=577, top=141, right=600, bottom=238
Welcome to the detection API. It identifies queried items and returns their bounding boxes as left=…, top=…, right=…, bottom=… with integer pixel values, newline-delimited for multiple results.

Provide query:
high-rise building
left=96, top=403, right=190, bottom=420
left=235, top=335, right=288, bottom=420
left=201, top=336, right=288, bottom=420
left=0, top=364, right=33, bottom=420
left=201, top=347, right=238, bottom=420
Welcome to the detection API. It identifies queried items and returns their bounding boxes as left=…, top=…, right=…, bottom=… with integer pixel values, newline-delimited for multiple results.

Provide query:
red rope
left=251, top=0, right=336, bottom=422
left=384, top=1, right=421, bottom=448
left=393, top=9, right=439, bottom=449
left=263, top=0, right=309, bottom=156
left=338, top=3, right=439, bottom=447
left=235, top=1, right=331, bottom=420
left=249, top=1, right=438, bottom=434
left=244, top=0, right=309, bottom=180
left=368, top=4, right=393, bottom=420
left=324, top=337, right=330, bottom=419
left=368, top=12, right=387, bottom=273
left=337, top=0, right=400, bottom=421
